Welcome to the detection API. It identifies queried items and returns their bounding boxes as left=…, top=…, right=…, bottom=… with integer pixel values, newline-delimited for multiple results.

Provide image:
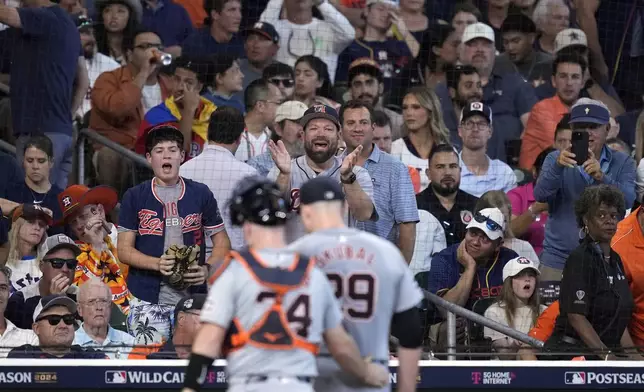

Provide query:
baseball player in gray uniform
left=267, top=104, right=377, bottom=243
left=182, top=176, right=389, bottom=392
left=290, top=176, right=424, bottom=392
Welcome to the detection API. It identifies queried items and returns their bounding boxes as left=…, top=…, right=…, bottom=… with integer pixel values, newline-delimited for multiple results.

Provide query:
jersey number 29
left=326, top=272, right=376, bottom=321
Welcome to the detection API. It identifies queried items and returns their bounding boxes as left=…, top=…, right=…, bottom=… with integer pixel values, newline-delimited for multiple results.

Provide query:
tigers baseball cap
left=38, top=234, right=81, bottom=260
left=243, top=21, right=280, bottom=44
left=12, top=204, right=53, bottom=226
left=466, top=208, right=505, bottom=241
left=555, top=28, right=588, bottom=53
left=300, top=176, right=345, bottom=205
left=463, top=22, right=495, bottom=44
left=299, top=104, right=341, bottom=130
left=569, top=99, right=610, bottom=125
left=174, top=294, right=207, bottom=320
left=460, top=102, right=493, bottom=124
left=274, top=101, right=308, bottom=123
left=503, top=256, right=540, bottom=281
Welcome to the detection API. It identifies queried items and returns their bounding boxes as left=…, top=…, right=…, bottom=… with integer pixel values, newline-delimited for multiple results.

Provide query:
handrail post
left=446, top=311, right=457, bottom=360
left=77, top=135, right=85, bottom=185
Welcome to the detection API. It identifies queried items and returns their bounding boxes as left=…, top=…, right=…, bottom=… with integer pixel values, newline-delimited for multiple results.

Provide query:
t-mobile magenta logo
left=472, top=372, right=482, bottom=384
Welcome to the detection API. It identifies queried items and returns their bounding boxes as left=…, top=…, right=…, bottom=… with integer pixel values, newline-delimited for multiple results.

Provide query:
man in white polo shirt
left=0, top=265, right=38, bottom=358
left=180, top=107, right=257, bottom=251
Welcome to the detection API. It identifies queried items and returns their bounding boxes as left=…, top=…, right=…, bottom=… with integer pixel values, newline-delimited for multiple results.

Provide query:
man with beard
left=75, top=14, right=120, bottom=119
left=268, top=104, right=376, bottom=243
left=347, top=58, right=403, bottom=141
left=426, top=207, right=518, bottom=350
left=444, top=64, right=483, bottom=147
left=417, top=144, right=479, bottom=247
left=340, top=100, right=418, bottom=263
left=248, top=100, right=307, bottom=176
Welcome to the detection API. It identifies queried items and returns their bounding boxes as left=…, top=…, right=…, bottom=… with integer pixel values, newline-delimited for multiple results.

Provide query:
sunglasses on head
left=268, top=78, right=294, bottom=88
left=36, top=314, right=76, bottom=326
left=473, top=212, right=502, bottom=232
left=43, top=258, right=77, bottom=270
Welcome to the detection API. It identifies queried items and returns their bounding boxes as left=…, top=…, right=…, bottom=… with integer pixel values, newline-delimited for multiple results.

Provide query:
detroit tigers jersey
left=289, top=227, right=423, bottom=391
left=267, top=155, right=376, bottom=243
left=202, top=248, right=343, bottom=379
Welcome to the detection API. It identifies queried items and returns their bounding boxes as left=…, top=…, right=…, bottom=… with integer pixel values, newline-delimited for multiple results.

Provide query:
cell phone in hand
left=571, top=131, right=589, bottom=165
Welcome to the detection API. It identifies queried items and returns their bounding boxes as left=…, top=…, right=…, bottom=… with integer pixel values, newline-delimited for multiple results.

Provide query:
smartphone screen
left=571, top=131, right=589, bottom=165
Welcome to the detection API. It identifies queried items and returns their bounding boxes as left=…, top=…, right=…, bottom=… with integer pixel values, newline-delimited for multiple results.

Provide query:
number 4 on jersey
left=326, top=272, right=377, bottom=321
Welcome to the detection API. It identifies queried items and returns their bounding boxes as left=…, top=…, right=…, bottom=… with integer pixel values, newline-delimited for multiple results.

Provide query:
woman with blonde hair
left=484, top=256, right=546, bottom=359
left=391, top=86, right=450, bottom=191
left=476, top=190, right=540, bottom=264
left=4, top=204, right=52, bottom=293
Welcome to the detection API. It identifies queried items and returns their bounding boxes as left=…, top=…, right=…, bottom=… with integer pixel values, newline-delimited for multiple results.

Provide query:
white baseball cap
left=555, top=28, right=587, bottom=53
left=502, top=256, right=540, bottom=281
left=463, top=22, right=495, bottom=44
left=274, top=101, right=308, bottom=123
left=465, top=207, right=505, bottom=241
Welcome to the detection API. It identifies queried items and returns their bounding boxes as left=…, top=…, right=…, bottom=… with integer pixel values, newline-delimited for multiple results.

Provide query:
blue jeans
left=15, top=132, right=73, bottom=190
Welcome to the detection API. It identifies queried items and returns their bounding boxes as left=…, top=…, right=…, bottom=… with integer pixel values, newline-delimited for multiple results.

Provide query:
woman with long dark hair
left=293, top=55, right=340, bottom=110
left=95, top=0, right=142, bottom=64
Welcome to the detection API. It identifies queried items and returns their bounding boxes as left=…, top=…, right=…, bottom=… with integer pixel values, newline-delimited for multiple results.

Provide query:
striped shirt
left=350, top=145, right=419, bottom=240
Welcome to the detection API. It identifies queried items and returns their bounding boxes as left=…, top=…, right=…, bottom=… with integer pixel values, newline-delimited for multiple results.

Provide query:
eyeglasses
left=43, top=258, right=78, bottom=270
left=268, top=78, right=294, bottom=88
left=473, top=212, right=502, bottom=232
left=84, top=298, right=110, bottom=307
left=36, top=314, right=76, bottom=326
left=462, top=121, right=490, bottom=131
left=135, top=43, right=163, bottom=51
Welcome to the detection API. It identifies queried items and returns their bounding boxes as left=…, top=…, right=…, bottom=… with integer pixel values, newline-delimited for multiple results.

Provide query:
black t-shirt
left=416, top=187, right=479, bottom=246
left=553, top=239, right=634, bottom=348
left=147, top=340, right=180, bottom=359
left=4, top=180, right=63, bottom=235
left=8, top=344, right=106, bottom=359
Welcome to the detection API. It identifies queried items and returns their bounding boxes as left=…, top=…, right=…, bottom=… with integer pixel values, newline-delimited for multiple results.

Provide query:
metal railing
left=76, top=128, right=151, bottom=185
left=0, top=138, right=16, bottom=156
left=423, top=290, right=544, bottom=360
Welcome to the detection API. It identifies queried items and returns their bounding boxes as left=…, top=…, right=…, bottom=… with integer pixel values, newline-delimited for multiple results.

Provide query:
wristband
left=183, top=353, right=215, bottom=391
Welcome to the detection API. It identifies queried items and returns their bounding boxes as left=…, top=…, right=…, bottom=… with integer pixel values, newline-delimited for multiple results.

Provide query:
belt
left=242, top=375, right=314, bottom=384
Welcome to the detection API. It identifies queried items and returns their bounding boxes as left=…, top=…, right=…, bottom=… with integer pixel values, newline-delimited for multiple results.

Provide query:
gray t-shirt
left=156, top=183, right=188, bottom=306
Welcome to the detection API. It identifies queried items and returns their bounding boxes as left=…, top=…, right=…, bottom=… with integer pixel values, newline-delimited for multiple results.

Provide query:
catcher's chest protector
left=223, top=249, right=319, bottom=355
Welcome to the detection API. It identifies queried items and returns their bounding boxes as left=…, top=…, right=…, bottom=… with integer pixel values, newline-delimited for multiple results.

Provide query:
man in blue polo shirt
left=437, top=22, right=537, bottom=163
left=427, top=207, right=518, bottom=310
left=340, top=100, right=418, bottom=263
left=0, top=0, right=80, bottom=190
left=535, top=98, right=636, bottom=282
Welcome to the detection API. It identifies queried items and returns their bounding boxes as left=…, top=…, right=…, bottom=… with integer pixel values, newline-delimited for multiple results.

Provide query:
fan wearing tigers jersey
left=290, top=176, right=423, bottom=392
left=181, top=176, right=388, bottom=392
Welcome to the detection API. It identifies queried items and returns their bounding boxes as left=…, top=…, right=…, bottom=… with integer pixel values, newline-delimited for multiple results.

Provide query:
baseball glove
left=165, top=244, right=200, bottom=290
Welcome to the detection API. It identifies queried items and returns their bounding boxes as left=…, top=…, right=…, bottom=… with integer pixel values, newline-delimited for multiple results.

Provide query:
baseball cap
left=569, top=99, right=610, bottom=125
left=38, top=234, right=81, bottom=261
left=555, top=28, right=588, bottom=53
left=73, top=14, right=94, bottom=30
left=174, top=294, right=207, bottom=321
left=144, top=124, right=185, bottom=152
left=243, top=21, right=280, bottom=44
left=502, top=256, right=540, bottom=281
left=33, top=294, right=78, bottom=322
left=460, top=102, right=493, bottom=125
left=300, top=176, right=345, bottom=206
left=347, top=58, right=384, bottom=83
left=500, top=13, right=536, bottom=34
left=274, top=101, right=308, bottom=123
left=12, top=204, right=53, bottom=226
left=466, top=207, right=505, bottom=241
left=299, top=105, right=341, bottom=130
left=366, top=0, right=399, bottom=7
left=463, top=22, right=495, bottom=44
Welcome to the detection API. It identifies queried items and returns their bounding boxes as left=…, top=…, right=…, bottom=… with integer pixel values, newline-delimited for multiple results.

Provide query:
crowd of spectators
left=0, top=0, right=643, bottom=361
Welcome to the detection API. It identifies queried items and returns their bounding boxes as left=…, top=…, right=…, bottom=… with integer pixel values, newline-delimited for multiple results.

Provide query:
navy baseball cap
left=569, top=99, right=610, bottom=125
left=299, top=105, right=341, bottom=130
left=243, top=21, right=280, bottom=44
left=300, top=177, right=345, bottom=206
left=174, top=294, right=207, bottom=321
left=460, top=102, right=493, bottom=124
left=73, top=14, right=94, bottom=30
